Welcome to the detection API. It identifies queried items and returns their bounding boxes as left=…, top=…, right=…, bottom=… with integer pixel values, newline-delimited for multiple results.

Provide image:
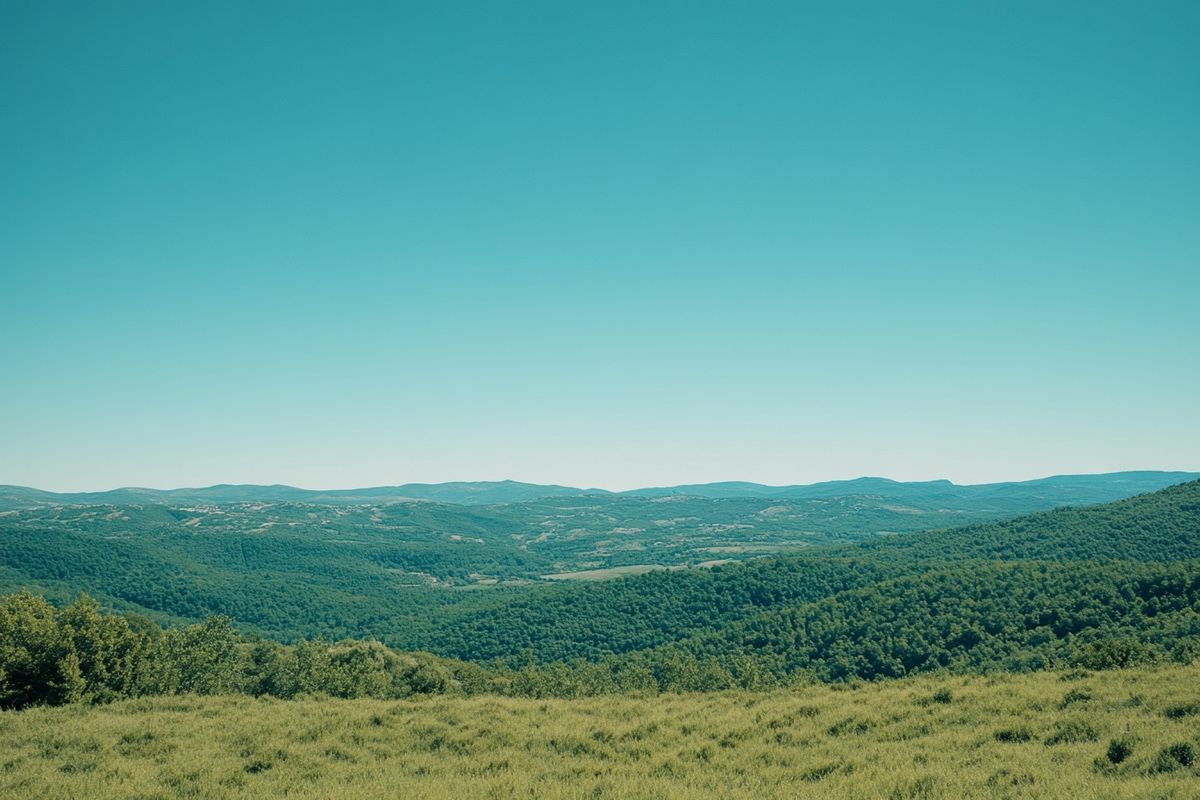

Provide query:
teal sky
left=2, top=1, right=1197, bottom=492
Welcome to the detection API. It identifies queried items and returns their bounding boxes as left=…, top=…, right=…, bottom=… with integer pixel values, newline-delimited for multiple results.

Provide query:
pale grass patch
left=1, top=664, right=1197, bottom=799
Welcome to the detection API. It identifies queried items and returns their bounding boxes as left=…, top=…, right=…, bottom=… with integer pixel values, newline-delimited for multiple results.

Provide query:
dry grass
left=1, top=664, right=1198, bottom=799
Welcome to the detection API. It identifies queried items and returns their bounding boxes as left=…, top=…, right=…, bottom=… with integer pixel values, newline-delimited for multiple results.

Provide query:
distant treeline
left=3, top=588, right=1197, bottom=711
left=0, top=592, right=783, bottom=709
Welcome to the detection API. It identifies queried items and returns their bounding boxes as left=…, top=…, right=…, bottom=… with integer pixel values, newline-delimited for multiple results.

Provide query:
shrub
left=994, top=727, right=1033, bottom=743
left=1163, top=703, right=1198, bottom=720
left=1106, top=737, right=1134, bottom=764
left=1073, top=639, right=1154, bottom=670
left=1150, top=743, right=1196, bottom=773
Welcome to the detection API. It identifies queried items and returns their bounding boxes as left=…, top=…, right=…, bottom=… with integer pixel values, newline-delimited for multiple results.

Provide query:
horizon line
left=5, top=467, right=1199, bottom=497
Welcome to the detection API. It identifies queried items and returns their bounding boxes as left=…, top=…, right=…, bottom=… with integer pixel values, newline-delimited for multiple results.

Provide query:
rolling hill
left=414, top=480, right=1200, bottom=668
left=0, top=480, right=604, bottom=509
left=1, top=470, right=1193, bottom=509
left=0, top=478, right=1196, bottom=682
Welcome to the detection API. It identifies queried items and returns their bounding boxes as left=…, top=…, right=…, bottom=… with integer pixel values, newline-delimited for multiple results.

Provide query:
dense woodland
left=416, top=480, right=1200, bottom=664
left=0, top=476, right=1195, bottom=649
left=2, top=481, right=1197, bottom=709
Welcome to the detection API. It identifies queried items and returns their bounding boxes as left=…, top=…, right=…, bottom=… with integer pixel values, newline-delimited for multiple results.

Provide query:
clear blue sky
left=2, top=1, right=1197, bottom=491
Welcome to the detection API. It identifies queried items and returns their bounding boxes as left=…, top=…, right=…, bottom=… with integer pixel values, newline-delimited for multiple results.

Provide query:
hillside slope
left=852, top=478, right=1200, bottom=563
left=416, top=481, right=1200, bottom=665
left=16, top=481, right=1188, bottom=642
left=0, top=480, right=604, bottom=508
left=667, top=559, right=1200, bottom=680
left=2, top=470, right=1193, bottom=508
left=1, top=481, right=1195, bottom=672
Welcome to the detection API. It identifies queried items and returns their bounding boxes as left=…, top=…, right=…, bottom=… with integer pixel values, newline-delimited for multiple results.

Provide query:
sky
left=1, top=1, right=1198, bottom=492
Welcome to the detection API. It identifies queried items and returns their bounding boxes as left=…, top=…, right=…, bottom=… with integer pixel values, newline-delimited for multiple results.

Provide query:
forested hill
left=416, top=481, right=1200, bottom=667
left=417, top=555, right=901, bottom=663
left=623, top=471, right=1199, bottom=504
left=662, top=559, right=1200, bottom=681
left=0, top=480, right=600, bottom=509
left=9, top=481, right=1195, bottom=641
left=852, top=478, right=1200, bottom=563
left=1, top=479, right=1196, bottom=683
left=2, top=470, right=1194, bottom=509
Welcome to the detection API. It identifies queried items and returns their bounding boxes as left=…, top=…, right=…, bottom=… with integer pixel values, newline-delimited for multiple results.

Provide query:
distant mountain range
left=1, top=470, right=1196, bottom=509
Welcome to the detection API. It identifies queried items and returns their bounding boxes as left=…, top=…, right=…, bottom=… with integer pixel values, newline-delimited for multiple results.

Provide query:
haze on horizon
left=2, top=1, right=1198, bottom=494
left=7, top=469, right=1200, bottom=499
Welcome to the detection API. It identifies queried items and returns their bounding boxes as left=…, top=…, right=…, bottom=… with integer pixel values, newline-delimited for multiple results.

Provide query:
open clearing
left=541, top=564, right=684, bottom=581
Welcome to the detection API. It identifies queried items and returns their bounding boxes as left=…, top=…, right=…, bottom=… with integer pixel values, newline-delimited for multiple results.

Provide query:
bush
left=1073, top=639, right=1154, bottom=670
left=1106, top=737, right=1134, bottom=764
left=1150, top=743, right=1196, bottom=773
left=994, top=727, right=1033, bottom=743
left=1163, top=703, right=1198, bottom=720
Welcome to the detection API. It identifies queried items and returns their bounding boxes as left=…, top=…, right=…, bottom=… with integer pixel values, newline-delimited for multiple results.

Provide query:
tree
left=0, top=592, right=69, bottom=708
left=164, top=616, right=241, bottom=695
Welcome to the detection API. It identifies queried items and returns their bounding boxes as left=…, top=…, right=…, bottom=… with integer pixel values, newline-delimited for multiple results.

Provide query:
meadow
left=2, top=663, right=1197, bottom=800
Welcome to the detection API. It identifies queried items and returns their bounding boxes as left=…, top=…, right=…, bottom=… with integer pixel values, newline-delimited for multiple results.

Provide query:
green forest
left=3, top=480, right=1198, bottom=707
left=2, top=480, right=1198, bottom=797
left=1, top=477, right=1196, bottom=650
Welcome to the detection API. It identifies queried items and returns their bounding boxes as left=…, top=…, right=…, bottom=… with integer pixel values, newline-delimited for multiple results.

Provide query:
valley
left=2, top=475, right=1198, bottom=798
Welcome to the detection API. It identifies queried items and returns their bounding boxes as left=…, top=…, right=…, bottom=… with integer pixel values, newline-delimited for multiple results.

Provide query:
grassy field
left=1, top=665, right=1197, bottom=799
left=541, top=564, right=684, bottom=581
